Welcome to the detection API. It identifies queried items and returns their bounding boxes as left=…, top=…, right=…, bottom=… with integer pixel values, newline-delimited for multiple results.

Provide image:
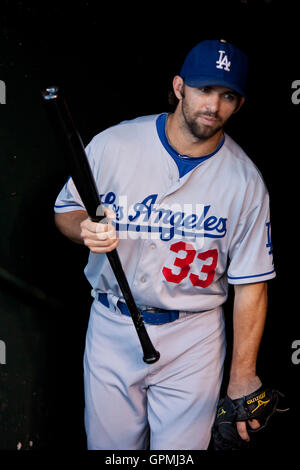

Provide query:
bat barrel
left=42, top=86, right=59, bottom=100
left=42, top=85, right=160, bottom=364
left=42, top=86, right=104, bottom=221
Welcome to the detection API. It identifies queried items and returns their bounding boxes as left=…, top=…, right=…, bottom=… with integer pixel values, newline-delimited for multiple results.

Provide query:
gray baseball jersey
left=54, top=113, right=276, bottom=312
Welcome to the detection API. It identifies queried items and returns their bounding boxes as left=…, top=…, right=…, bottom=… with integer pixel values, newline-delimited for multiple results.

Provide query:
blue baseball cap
left=180, top=39, right=249, bottom=98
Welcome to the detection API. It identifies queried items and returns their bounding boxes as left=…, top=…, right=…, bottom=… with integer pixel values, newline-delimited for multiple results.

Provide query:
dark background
left=0, top=0, right=298, bottom=454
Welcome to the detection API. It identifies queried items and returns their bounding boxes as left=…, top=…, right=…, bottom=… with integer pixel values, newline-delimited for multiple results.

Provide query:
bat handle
left=106, top=249, right=160, bottom=364
left=139, top=331, right=160, bottom=364
left=90, top=214, right=160, bottom=363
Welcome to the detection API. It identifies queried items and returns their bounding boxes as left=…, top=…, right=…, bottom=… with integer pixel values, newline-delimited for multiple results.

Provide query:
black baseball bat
left=42, top=86, right=160, bottom=364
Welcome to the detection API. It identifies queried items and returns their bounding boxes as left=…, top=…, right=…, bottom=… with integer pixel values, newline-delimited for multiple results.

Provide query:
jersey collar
left=156, top=112, right=225, bottom=162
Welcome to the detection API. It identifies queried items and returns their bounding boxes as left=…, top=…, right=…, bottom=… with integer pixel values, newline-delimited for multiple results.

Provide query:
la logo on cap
left=216, top=40, right=231, bottom=72
left=179, top=39, right=248, bottom=98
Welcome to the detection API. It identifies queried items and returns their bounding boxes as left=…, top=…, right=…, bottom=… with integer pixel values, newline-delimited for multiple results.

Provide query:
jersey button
left=150, top=243, right=156, bottom=250
left=140, top=276, right=147, bottom=283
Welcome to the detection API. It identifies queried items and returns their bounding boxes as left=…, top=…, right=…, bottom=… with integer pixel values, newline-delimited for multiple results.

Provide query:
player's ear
left=173, top=76, right=185, bottom=100
left=233, top=96, right=245, bottom=113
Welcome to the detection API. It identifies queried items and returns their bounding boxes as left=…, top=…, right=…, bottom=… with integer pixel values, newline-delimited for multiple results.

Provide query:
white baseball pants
left=83, top=298, right=226, bottom=450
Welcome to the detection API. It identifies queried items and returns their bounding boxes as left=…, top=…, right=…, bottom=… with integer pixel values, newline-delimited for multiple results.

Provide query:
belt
left=97, top=293, right=180, bottom=325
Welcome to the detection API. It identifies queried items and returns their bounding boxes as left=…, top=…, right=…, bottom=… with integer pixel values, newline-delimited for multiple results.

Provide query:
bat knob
left=143, top=350, right=160, bottom=364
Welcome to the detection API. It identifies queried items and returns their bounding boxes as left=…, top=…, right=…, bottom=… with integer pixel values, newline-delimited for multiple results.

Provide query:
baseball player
left=54, top=40, right=276, bottom=450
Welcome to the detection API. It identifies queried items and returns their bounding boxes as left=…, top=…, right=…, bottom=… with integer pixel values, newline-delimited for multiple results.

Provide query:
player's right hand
left=80, top=208, right=119, bottom=253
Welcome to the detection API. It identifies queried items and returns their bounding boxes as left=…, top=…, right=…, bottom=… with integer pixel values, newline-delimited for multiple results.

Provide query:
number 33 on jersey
left=54, top=114, right=276, bottom=313
left=162, top=242, right=218, bottom=288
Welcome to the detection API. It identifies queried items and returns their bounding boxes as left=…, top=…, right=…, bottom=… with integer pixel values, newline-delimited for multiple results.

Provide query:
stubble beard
left=181, top=97, right=223, bottom=142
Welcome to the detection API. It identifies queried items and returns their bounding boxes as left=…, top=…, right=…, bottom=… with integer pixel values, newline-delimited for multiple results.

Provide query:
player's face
left=180, top=84, right=243, bottom=141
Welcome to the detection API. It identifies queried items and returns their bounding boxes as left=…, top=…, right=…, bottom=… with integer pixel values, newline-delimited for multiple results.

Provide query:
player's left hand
left=227, top=375, right=262, bottom=441
left=211, top=378, right=288, bottom=450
